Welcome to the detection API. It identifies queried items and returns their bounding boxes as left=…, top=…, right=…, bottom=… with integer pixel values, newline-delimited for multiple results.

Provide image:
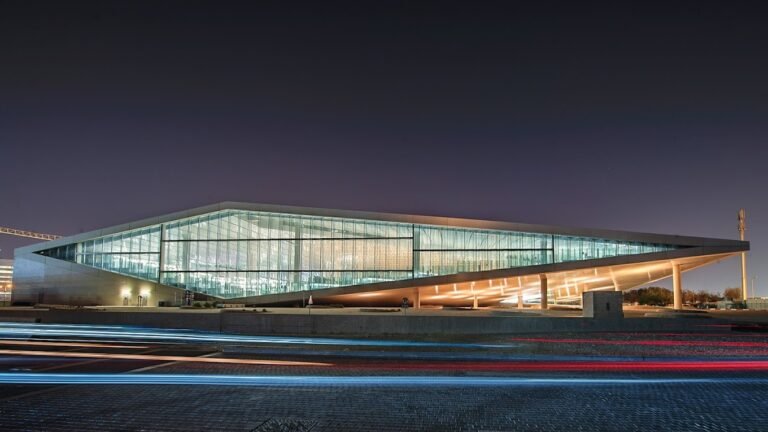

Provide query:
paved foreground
left=1, top=323, right=767, bottom=431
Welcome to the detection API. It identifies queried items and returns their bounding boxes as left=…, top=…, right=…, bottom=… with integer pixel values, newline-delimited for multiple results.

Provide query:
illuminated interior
left=34, top=209, right=678, bottom=300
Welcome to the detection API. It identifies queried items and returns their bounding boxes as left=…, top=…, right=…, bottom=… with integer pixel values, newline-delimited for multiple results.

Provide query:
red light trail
left=509, top=337, right=768, bottom=348
left=336, top=359, right=768, bottom=372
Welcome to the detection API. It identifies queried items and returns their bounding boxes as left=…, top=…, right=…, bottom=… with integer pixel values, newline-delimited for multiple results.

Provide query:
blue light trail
left=0, top=323, right=512, bottom=348
left=2, top=373, right=767, bottom=387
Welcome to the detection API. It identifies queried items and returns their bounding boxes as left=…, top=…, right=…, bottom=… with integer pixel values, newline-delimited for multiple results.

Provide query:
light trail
left=337, top=359, right=768, bottom=372
left=223, top=347, right=768, bottom=362
left=0, top=340, right=149, bottom=349
left=0, top=323, right=511, bottom=348
left=510, top=337, right=768, bottom=348
left=0, top=344, right=744, bottom=374
left=1, top=373, right=767, bottom=386
left=0, top=349, right=331, bottom=367
left=595, top=332, right=768, bottom=338
left=0, top=337, right=181, bottom=346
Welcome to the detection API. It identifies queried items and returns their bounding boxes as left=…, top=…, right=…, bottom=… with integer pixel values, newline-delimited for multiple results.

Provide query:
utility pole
left=738, top=209, right=748, bottom=302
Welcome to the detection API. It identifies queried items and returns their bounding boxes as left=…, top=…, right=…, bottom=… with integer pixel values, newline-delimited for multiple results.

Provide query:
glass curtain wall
left=415, top=227, right=553, bottom=277
left=60, top=227, right=160, bottom=281
left=160, top=211, right=413, bottom=298
left=553, top=235, right=674, bottom=263
left=36, top=210, right=678, bottom=299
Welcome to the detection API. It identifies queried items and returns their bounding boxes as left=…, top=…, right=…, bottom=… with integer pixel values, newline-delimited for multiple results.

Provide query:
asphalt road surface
left=0, top=322, right=767, bottom=431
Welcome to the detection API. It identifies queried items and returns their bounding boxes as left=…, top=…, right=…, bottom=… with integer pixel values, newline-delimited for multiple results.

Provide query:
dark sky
left=1, top=1, right=766, bottom=295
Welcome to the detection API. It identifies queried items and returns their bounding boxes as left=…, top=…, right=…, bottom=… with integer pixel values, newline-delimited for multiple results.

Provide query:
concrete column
left=415, top=289, right=421, bottom=309
left=540, top=274, right=548, bottom=310
left=672, top=262, right=682, bottom=310
left=517, top=292, right=523, bottom=309
left=741, top=251, right=748, bottom=301
left=473, top=294, right=478, bottom=309
left=610, top=269, right=620, bottom=291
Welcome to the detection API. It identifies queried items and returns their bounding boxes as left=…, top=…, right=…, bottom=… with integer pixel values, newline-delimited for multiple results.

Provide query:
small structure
left=716, top=300, right=746, bottom=310
left=746, top=298, right=768, bottom=311
left=583, top=291, right=623, bottom=319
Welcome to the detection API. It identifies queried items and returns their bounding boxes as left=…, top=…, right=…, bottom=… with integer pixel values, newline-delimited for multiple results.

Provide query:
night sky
left=1, top=1, right=766, bottom=295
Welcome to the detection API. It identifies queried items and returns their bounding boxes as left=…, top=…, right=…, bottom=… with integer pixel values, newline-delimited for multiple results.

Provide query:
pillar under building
left=672, top=262, right=682, bottom=310
left=517, top=292, right=523, bottom=309
left=741, top=253, right=748, bottom=301
left=739, top=209, right=748, bottom=301
left=540, top=274, right=548, bottom=310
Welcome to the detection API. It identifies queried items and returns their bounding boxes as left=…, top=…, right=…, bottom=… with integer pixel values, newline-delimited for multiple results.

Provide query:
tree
left=683, top=290, right=697, bottom=305
left=723, top=287, right=742, bottom=301
left=695, top=290, right=721, bottom=304
left=638, top=286, right=674, bottom=306
left=623, top=290, right=639, bottom=304
left=624, top=286, right=673, bottom=306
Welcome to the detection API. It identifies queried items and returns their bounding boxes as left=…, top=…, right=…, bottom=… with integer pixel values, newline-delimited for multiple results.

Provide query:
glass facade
left=37, top=209, right=678, bottom=299
left=39, top=227, right=161, bottom=281
left=415, top=226, right=552, bottom=276
left=159, top=211, right=413, bottom=298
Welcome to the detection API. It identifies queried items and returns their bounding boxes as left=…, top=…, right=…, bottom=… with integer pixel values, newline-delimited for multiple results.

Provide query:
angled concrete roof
left=15, top=201, right=749, bottom=256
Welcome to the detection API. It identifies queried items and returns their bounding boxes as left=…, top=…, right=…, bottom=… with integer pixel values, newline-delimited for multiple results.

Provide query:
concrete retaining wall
left=0, top=309, right=729, bottom=336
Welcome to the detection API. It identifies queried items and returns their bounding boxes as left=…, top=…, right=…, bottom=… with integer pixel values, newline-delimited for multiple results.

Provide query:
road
left=0, top=322, right=767, bottom=431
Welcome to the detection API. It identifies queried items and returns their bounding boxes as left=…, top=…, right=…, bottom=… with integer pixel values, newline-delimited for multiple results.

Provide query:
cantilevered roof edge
left=15, top=201, right=749, bottom=255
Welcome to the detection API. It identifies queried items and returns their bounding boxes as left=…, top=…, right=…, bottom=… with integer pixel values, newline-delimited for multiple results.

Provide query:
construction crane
left=0, top=226, right=61, bottom=241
